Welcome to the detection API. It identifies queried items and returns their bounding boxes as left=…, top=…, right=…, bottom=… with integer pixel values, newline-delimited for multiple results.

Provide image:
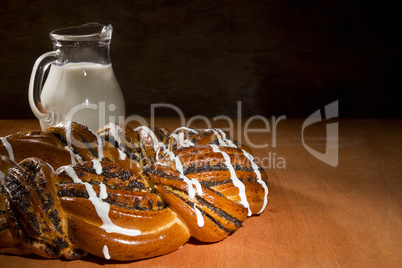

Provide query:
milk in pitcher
left=40, top=62, right=125, bottom=131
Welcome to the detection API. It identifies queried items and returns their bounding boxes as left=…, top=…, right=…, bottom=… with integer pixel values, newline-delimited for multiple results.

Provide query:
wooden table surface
left=0, top=118, right=401, bottom=267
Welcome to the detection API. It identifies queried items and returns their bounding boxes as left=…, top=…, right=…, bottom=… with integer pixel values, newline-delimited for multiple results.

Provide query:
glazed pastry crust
left=0, top=121, right=269, bottom=261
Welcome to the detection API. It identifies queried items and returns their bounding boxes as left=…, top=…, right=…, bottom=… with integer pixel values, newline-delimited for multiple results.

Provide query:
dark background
left=0, top=0, right=400, bottom=119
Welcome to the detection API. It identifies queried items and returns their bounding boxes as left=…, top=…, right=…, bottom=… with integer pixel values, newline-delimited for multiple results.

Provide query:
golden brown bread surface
left=0, top=130, right=72, bottom=169
left=0, top=121, right=269, bottom=261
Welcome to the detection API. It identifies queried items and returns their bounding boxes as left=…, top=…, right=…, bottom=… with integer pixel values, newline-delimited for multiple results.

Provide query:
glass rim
left=49, top=22, right=112, bottom=41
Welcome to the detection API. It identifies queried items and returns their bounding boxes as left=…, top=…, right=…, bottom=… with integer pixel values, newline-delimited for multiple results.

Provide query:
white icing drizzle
left=117, top=148, right=127, bottom=160
left=210, top=144, right=251, bottom=216
left=241, top=150, right=269, bottom=214
left=137, top=126, right=204, bottom=224
left=44, top=162, right=55, bottom=174
left=210, top=129, right=269, bottom=214
left=63, top=165, right=141, bottom=236
left=173, top=132, right=195, bottom=148
left=167, top=130, right=203, bottom=224
left=110, top=123, right=121, bottom=146
left=211, top=129, right=233, bottom=147
left=193, top=204, right=204, bottom=227
left=102, top=245, right=111, bottom=260
left=172, top=127, right=198, bottom=149
left=171, top=153, right=203, bottom=199
left=172, top=127, right=199, bottom=134
left=109, top=123, right=127, bottom=160
left=135, top=126, right=168, bottom=163
left=1, top=137, right=15, bottom=162
left=133, top=126, right=267, bottom=224
left=64, top=166, right=83, bottom=183
left=65, top=146, right=77, bottom=164
left=99, top=182, right=108, bottom=200
left=135, top=126, right=165, bottom=154
left=216, top=129, right=236, bottom=147
left=89, top=129, right=104, bottom=161
left=92, top=159, right=103, bottom=175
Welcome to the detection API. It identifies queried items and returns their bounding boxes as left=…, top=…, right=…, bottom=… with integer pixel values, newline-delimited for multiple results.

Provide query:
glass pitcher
left=28, top=22, right=125, bottom=131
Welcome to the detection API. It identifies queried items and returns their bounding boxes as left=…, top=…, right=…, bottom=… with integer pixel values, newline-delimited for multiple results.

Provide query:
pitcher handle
left=28, top=50, right=63, bottom=123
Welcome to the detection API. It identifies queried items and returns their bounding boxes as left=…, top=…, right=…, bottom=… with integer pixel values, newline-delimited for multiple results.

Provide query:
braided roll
left=0, top=121, right=269, bottom=261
